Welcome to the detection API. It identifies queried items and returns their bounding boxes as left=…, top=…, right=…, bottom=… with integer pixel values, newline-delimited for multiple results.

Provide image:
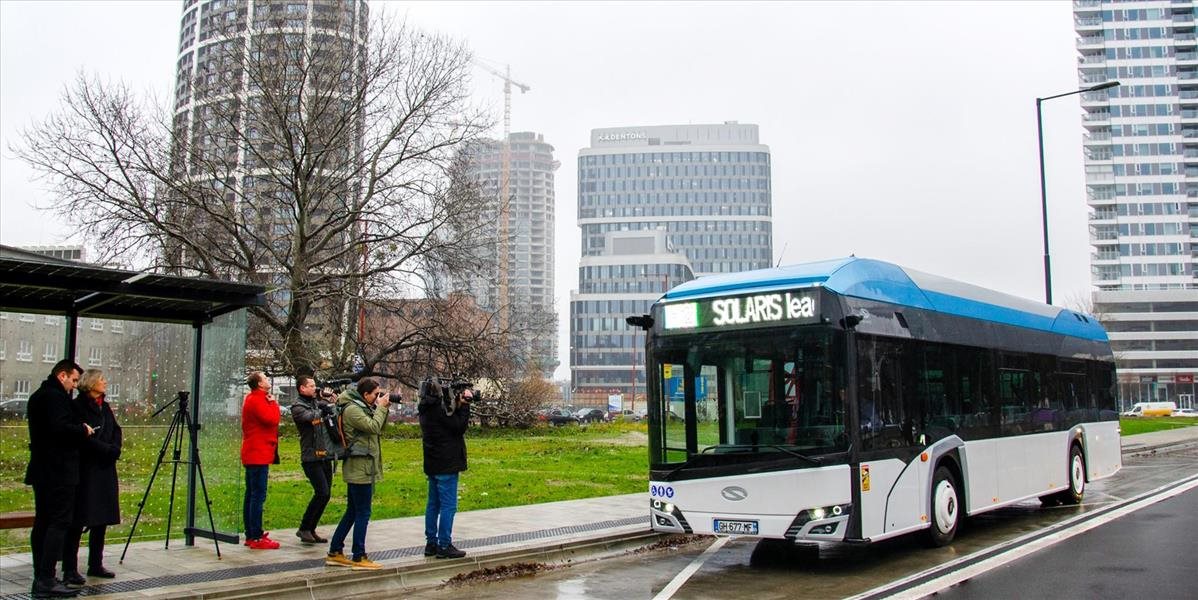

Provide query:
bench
left=0, top=511, right=36, bottom=529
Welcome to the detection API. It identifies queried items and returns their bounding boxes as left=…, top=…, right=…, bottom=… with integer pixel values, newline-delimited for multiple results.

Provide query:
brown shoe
left=296, top=530, right=318, bottom=544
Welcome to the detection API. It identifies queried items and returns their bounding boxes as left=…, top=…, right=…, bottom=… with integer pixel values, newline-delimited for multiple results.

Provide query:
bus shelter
left=0, top=246, right=265, bottom=547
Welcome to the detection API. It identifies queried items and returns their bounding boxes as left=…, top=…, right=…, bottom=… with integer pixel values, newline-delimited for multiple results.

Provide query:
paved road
left=933, top=471, right=1197, bottom=599
left=405, top=445, right=1198, bottom=599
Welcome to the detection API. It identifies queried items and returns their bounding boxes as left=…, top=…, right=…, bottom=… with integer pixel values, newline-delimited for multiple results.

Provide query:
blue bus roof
left=661, top=257, right=1108, bottom=342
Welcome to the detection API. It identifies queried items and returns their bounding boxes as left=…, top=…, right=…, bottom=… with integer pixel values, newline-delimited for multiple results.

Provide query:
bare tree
left=15, top=14, right=501, bottom=375
left=472, top=371, right=555, bottom=428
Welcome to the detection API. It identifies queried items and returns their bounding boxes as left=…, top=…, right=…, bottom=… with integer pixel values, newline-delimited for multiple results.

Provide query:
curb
left=1121, top=438, right=1198, bottom=457
left=89, top=529, right=661, bottom=599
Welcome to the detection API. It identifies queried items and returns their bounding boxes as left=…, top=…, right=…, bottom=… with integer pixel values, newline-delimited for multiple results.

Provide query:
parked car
left=1173, top=408, right=1198, bottom=417
left=545, top=408, right=579, bottom=427
left=0, top=398, right=28, bottom=420
left=575, top=408, right=608, bottom=424
left=613, top=408, right=646, bottom=422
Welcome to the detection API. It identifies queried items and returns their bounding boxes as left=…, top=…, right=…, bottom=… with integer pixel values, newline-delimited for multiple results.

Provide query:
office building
left=1076, top=0, right=1198, bottom=407
left=570, top=122, right=773, bottom=401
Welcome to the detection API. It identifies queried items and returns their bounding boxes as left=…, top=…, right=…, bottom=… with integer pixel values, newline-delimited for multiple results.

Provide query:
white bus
left=631, top=258, right=1120, bottom=547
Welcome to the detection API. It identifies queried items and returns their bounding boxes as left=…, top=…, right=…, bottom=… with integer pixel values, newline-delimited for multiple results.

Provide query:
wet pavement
left=1, top=426, right=1195, bottom=599
left=931, top=482, right=1197, bottom=599
left=406, top=443, right=1198, bottom=600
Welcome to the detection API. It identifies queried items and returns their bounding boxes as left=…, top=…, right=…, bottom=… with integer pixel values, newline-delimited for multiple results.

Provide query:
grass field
left=0, top=420, right=649, bottom=554
left=2, top=415, right=1193, bottom=554
left=1118, top=416, right=1198, bottom=436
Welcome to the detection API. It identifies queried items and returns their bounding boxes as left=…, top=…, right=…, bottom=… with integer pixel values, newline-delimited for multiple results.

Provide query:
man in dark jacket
left=418, top=379, right=470, bottom=559
left=290, top=375, right=335, bottom=544
left=25, top=359, right=91, bottom=599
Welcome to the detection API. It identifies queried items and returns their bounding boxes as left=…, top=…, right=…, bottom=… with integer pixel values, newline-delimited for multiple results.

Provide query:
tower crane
left=473, top=60, right=530, bottom=334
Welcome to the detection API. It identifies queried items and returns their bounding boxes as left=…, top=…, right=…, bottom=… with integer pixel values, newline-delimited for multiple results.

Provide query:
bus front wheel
left=1057, top=444, right=1086, bottom=505
left=925, top=465, right=960, bottom=547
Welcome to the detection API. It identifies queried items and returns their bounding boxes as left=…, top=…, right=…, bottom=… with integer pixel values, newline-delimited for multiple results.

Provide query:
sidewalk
left=1119, top=422, right=1198, bottom=454
left=0, top=493, right=650, bottom=600
left=3, top=424, right=1196, bottom=600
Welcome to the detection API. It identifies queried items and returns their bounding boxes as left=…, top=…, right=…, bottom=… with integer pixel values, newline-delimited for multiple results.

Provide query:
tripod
left=120, top=391, right=221, bottom=562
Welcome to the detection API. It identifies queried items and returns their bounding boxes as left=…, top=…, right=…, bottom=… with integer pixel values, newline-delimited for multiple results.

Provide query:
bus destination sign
left=661, top=289, right=820, bottom=332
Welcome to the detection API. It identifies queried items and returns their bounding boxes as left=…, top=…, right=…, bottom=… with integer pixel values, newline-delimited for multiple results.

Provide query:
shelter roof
left=0, top=245, right=265, bottom=324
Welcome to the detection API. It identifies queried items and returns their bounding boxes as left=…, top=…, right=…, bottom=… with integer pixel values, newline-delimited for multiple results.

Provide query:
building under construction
left=460, top=132, right=560, bottom=378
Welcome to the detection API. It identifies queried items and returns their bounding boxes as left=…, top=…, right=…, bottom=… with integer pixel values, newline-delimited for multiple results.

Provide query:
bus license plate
left=713, top=519, right=759, bottom=535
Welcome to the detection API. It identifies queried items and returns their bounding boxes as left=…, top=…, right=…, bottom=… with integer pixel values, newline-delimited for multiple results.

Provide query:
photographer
left=289, top=375, right=336, bottom=544
left=324, top=378, right=390, bottom=571
left=418, top=379, right=471, bottom=559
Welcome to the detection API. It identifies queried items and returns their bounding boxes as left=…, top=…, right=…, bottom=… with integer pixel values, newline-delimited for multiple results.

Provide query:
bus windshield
left=650, top=326, right=848, bottom=466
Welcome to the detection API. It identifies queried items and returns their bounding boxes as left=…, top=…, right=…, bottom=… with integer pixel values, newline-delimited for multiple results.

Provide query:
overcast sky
left=1, top=1, right=1094, bottom=380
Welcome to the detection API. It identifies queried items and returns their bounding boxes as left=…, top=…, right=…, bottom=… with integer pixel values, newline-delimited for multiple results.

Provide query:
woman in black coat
left=62, top=369, right=122, bottom=583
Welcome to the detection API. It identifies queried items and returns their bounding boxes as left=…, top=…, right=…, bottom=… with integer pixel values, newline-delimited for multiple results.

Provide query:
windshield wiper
left=764, top=445, right=821, bottom=466
left=661, top=458, right=696, bottom=481
left=698, top=444, right=821, bottom=466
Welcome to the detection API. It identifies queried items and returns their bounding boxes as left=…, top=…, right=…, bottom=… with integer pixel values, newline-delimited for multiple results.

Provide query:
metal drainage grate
left=0, top=515, right=648, bottom=600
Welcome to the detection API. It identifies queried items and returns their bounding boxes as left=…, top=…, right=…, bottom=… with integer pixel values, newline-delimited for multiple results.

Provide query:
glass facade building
left=570, top=123, right=773, bottom=401
left=1076, top=0, right=1198, bottom=407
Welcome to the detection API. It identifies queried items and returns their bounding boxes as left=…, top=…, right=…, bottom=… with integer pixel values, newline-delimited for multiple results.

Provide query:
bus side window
left=954, top=345, right=990, bottom=439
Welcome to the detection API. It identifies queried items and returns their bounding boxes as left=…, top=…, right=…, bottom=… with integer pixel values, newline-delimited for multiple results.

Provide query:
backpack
left=322, top=403, right=349, bottom=460
left=324, top=398, right=373, bottom=459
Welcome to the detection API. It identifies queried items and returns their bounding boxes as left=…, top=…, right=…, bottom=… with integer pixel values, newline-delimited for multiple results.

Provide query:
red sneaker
left=246, top=538, right=280, bottom=550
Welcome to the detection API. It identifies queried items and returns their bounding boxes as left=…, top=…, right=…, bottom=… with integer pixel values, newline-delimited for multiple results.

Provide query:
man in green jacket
left=325, top=378, right=391, bottom=571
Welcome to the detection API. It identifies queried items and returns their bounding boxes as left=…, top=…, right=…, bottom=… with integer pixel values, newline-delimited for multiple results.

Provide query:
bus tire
left=925, top=465, right=960, bottom=547
left=1057, top=444, right=1086, bottom=505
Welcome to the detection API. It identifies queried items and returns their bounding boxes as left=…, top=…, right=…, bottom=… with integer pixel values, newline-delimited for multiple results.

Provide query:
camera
left=319, top=377, right=351, bottom=400
left=421, top=375, right=474, bottom=414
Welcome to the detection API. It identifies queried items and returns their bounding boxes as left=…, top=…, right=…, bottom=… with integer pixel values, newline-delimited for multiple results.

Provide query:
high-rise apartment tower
left=462, top=132, right=560, bottom=377
left=1075, top=0, right=1198, bottom=406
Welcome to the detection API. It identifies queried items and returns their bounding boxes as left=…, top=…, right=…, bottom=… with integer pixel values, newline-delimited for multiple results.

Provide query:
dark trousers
left=31, top=483, right=76, bottom=582
left=62, top=524, right=107, bottom=574
left=299, top=461, right=332, bottom=532
left=243, top=465, right=269, bottom=540
left=329, top=482, right=373, bottom=560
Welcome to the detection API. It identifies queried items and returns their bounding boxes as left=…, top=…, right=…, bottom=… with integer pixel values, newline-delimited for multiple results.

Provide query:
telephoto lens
left=388, top=391, right=403, bottom=405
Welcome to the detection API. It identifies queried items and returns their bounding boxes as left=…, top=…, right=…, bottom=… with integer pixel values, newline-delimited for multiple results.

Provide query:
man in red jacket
left=241, top=371, right=280, bottom=549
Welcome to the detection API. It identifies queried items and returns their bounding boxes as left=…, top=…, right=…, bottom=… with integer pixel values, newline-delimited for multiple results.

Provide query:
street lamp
left=1035, top=80, right=1119, bottom=305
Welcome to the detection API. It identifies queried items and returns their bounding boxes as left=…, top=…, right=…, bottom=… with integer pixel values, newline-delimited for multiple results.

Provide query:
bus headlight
left=806, top=503, right=852, bottom=522
left=651, top=499, right=676, bottom=513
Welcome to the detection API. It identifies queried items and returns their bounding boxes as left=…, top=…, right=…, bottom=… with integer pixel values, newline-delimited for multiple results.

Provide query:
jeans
left=243, top=465, right=269, bottom=540
left=330, top=482, right=373, bottom=560
left=424, top=473, right=459, bottom=548
left=300, top=461, right=332, bottom=532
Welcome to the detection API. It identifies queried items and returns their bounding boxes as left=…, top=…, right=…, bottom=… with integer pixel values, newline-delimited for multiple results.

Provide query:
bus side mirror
left=840, top=315, right=863, bottom=329
left=626, top=315, right=654, bottom=330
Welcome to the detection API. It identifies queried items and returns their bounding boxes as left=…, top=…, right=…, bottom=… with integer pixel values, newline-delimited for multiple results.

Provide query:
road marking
left=1083, top=490, right=1125, bottom=502
left=651, top=536, right=731, bottom=600
left=849, top=471, right=1198, bottom=600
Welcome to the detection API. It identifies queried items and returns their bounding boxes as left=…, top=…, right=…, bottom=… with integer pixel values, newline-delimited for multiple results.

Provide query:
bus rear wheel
left=924, top=465, right=960, bottom=547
